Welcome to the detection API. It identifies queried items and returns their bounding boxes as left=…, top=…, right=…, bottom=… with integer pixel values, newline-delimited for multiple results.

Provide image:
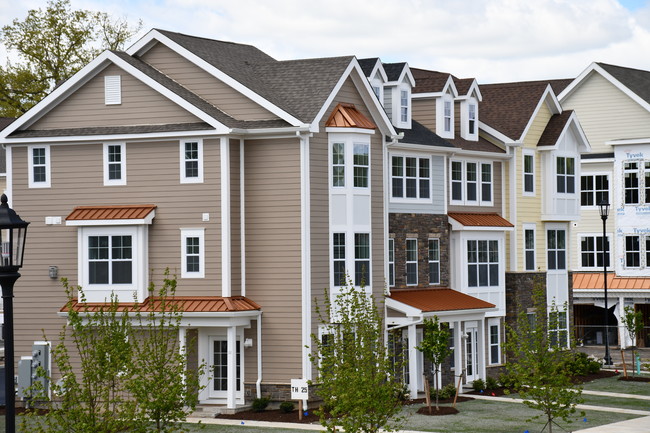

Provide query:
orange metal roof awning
left=573, top=273, right=650, bottom=290
left=325, top=103, right=377, bottom=129
left=66, top=204, right=157, bottom=225
left=62, top=296, right=261, bottom=314
left=388, top=288, right=495, bottom=313
left=448, top=212, right=514, bottom=228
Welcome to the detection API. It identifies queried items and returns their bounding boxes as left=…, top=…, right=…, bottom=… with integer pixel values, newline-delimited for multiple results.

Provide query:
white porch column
left=478, top=319, right=486, bottom=380
left=226, top=326, right=237, bottom=409
left=454, top=321, right=462, bottom=385
left=408, top=324, right=418, bottom=398
left=616, top=298, right=628, bottom=349
left=179, top=327, right=187, bottom=388
left=221, top=137, right=231, bottom=297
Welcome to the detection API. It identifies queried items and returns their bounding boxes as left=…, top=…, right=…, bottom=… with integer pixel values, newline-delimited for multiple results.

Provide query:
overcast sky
left=2, top=0, right=650, bottom=84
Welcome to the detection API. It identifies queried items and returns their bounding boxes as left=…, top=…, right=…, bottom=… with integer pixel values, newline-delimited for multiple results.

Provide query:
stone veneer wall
left=504, top=272, right=546, bottom=331
left=389, top=213, right=449, bottom=288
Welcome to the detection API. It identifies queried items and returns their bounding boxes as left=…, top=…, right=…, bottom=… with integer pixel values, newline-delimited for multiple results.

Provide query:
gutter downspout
left=256, top=312, right=262, bottom=398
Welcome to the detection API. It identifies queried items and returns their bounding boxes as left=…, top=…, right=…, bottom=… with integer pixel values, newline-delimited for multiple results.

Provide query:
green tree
left=622, top=306, right=644, bottom=376
left=22, top=272, right=204, bottom=433
left=503, top=289, right=583, bottom=433
left=416, top=316, right=452, bottom=412
left=0, top=0, right=142, bottom=116
left=309, top=280, right=405, bottom=433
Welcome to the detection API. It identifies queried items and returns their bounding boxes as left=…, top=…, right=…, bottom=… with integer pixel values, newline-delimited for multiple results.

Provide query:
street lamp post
left=598, top=200, right=612, bottom=366
left=0, top=194, right=29, bottom=433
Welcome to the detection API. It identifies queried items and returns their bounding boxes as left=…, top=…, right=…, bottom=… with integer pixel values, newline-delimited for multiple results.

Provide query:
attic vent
left=104, top=75, right=121, bottom=105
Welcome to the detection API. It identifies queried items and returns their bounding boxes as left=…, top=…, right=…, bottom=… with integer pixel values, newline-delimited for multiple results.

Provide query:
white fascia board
left=66, top=214, right=155, bottom=227
left=581, top=157, right=615, bottom=164
left=560, top=63, right=650, bottom=114
left=368, top=60, right=388, bottom=82
left=310, top=60, right=395, bottom=137
left=126, top=30, right=305, bottom=127
left=422, top=309, right=494, bottom=320
left=518, top=85, right=561, bottom=141
left=469, top=80, right=483, bottom=101
left=325, top=127, right=375, bottom=135
left=412, top=92, right=443, bottom=99
left=229, top=126, right=311, bottom=136
left=479, top=122, right=517, bottom=145
left=442, top=77, right=459, bottom=98
left=448, top=219, right=513, bottom=232
left=385, top=298, right=423, bottom=318
left=400, top=63, right=416, bottom=87
left=2, top=129, right=219, bottom=145
left=567, top=111, right=592, bottom=153
left=607, top=137, right=650, bottom=146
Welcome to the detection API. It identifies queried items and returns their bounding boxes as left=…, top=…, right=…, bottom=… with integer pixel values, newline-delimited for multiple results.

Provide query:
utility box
left=17, top=356, right=32, bottom=399
left=31, top=342, right=50, bottom=397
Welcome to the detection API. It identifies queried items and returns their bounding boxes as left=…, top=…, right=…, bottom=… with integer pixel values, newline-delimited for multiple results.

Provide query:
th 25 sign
left=290, top=379, right=309, bottom=400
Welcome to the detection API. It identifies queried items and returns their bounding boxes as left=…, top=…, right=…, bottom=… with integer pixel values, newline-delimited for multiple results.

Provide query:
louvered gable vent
left=104, top=75, right=121, bottom=105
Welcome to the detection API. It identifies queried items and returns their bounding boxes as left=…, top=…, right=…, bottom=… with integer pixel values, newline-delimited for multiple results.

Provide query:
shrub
left=563, top=352, right=601, bottom=376
left=485, top=376, right=498, bottom=390
left=498, top=373, right=516, bottom=389
left=279, top=401, right=294, bottom=413
left=395, top=384, right=410, bottom=402
left=436, top=383, right=457, bottom=400
left=472, top=378, right=486, bottom=392
left=252, top=397, right=270, bottom=412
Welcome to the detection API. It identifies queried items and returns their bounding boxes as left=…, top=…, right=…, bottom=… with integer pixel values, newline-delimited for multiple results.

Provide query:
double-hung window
left=444, top=100, right=452, bottom=132
left=524, top=226, right=536, bottom=271
left=332, top=232, right=371, bottom=288
left=580, top=235, right=610, bottom=269
left=468, top=104, right=476, bottom=135
left=333, top=233, right=346, bottom=286
left=624, top=162, right=640, bottom=204
left=489, top=319, right=500, bottom=364
left=400, top=90, right=409, bottom=123
left=549, top=311, right=568, bottom=348
left=625, top=235, right=641, bottom=268
left=556, top=156, right=575, bottom=194
left=353, top=143, right=369, bottom=188
left=523, top=151, right=534, bottom=195
left=581, top=174, right=609, bottom=206
left=354, top=233, right=370, bottom=286
left=332, top=143, right=345, bottom=187
left=547, top=229, right=566, bottom=270
left=450, top=160, right=493, bottom=205
left=181, top=228, right=205, bottom=278
left=391, top=155, right=430, bottom=199
left=103, top=142, right=126, bottom=186
left=406, top=238, right=418, bottom=285
left=180, top=140, right=204, bottom=183
left=467, top=240, right=498, bottom=287
left=28, top=145, right=51, bottom=188
left=428, top=238, right=440, bottom=285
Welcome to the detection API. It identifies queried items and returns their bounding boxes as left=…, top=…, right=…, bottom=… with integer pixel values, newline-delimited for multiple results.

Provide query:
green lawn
left=581, top=373, right=650, bottom=395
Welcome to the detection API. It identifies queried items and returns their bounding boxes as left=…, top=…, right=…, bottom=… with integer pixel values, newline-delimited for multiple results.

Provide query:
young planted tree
left=22, top=272, right=204, bottom=433
left=622, top=306, right=644, bottom=377
left=0, top=0, right=142, bottom=116
left=503, top=289, right=583, bottom=433
left=310, top=280, right=405, bottom=433
left=416, top=316, right=452, bottom=412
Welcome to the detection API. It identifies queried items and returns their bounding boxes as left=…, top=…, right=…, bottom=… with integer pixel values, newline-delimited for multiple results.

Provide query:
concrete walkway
left=577, top=415, right=650, bottom=433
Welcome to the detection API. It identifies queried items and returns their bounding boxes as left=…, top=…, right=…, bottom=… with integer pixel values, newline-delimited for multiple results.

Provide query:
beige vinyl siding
left=243, top=137, right=302, bottom=383
left=447, top=161, right=503, bottom=214
left=141, top=43, right=278, bottom=121
left=513, top=103, right=552, bottom=271
left=31, top=64, right=202, bottom=130
left=562, top=73, right=650, bottom=153
left=11, top=138, right=222, bottom=371
left=412, top=98, right=436, bottom=131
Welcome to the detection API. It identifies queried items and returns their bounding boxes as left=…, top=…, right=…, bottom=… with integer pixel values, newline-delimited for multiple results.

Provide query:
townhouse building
left=559, top=63, right=650, bottom=348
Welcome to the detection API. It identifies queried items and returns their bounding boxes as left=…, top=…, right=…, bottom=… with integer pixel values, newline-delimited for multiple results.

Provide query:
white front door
left=208, top=336, right=241, bottom=399
left=465, top=324, right=479, bottom=382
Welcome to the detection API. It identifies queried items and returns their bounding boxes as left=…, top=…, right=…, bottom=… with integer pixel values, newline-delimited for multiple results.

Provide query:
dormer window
left=400, top=90, right=409, bottom=123
left=444, top=101, right=452, bottom=132
left=469, top=103, right=476, bottom=134
left=373, top=86, right=381, bottom=99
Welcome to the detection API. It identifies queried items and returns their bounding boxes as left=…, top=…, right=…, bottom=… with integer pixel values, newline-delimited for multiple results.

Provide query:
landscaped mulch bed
left=573, top=370, right=619, bottom=384
left=416, top=406, right=459, bottom=416
left=618, top=376, right=650, bottom=382
left=216, top=409, right=322, bottom=424
left=408, top=396, right=475, bottom=404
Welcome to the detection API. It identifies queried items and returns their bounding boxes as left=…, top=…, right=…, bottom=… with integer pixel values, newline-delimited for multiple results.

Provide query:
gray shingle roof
left=598, top=62, right=650, bottom=106
left=358, top=58, right=380, bottom=77
left=537, top=110, right=573, bottom=147
left=383, top=63, right=407, bottom=82
left=8, top=122, right=215, bottom=138
left=395, top=120, right=455, bottom=148
left=157, top=29, right=354, bottom=123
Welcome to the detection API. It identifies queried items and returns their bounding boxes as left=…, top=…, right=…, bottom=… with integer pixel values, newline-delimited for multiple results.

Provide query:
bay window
left=467, top=240, right=498, bottom=287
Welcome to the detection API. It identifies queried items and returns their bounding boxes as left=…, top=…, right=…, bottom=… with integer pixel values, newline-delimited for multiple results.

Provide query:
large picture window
left=467, top=240, right=498, bottom=287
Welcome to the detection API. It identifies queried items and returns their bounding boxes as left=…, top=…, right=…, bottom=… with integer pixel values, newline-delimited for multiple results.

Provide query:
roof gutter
left=229, top=125, right=312, bottom=135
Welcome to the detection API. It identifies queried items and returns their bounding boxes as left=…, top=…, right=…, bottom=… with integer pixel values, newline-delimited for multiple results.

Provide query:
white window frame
left=181, top=228, right=205, bottom=278
left=390, top=154, right=431, bottom=201
left=353, top=142, right=370, bottom=188
left=180, top=139, right=204, bottom=184
left=443, top=100, right=452, bottom=134
left=406, top=238, right=418, bottom=286
left=399, top=88, right=409, bottom=125
left=449, top=159, right=493, bottom=206
left=467, top=239, right=499, bottom=287
left=28, top=145, right=51, bottom=188
left=437, top=93, right=455, bottom=139
left=333, top=232, right=346, bottom=287
left=556, top=156, right=576, bottom=195
left=328, top=134, right=372, bottom=192
left=461, top=98, right=478, bottom=140
left=354, top=233, right=371, bottom=287
left=77, top=225, right=148, bottom=302
left=580, top=173, right=609, bottom=207
left=103, top=142, right=126, bottom=186
left=488, top=318, right=501, bottom=365
left=579, top=233, right=611, bottom=270
left=625, top=235, right=641, bottom=269
left=332, top=142, right=345, bottom=188
left=388, top=238, right=395, bottom=287
left=624, top=161, right=640, bottom=205
left=428, top=238, right=440, bottom=285
left=523, top=224, right=536, bottom=271
left=549, top=310, right=568, bottom=348
left=547, top=228, right=567, bottom=271
left=522, top=150, right=535, bottom=196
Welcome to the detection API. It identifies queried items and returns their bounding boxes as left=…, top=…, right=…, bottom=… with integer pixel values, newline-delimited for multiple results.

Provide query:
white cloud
left=2, top=0, right=650, bottom=83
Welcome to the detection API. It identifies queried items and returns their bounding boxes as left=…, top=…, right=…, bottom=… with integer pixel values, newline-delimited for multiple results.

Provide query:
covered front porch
left=386, top=288, right=498, bottom=398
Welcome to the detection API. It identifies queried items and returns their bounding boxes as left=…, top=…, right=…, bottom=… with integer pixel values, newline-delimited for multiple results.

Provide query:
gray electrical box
left=17, top=356, right=32, bottom=399
left=31, top=342, right=50, bottom=397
